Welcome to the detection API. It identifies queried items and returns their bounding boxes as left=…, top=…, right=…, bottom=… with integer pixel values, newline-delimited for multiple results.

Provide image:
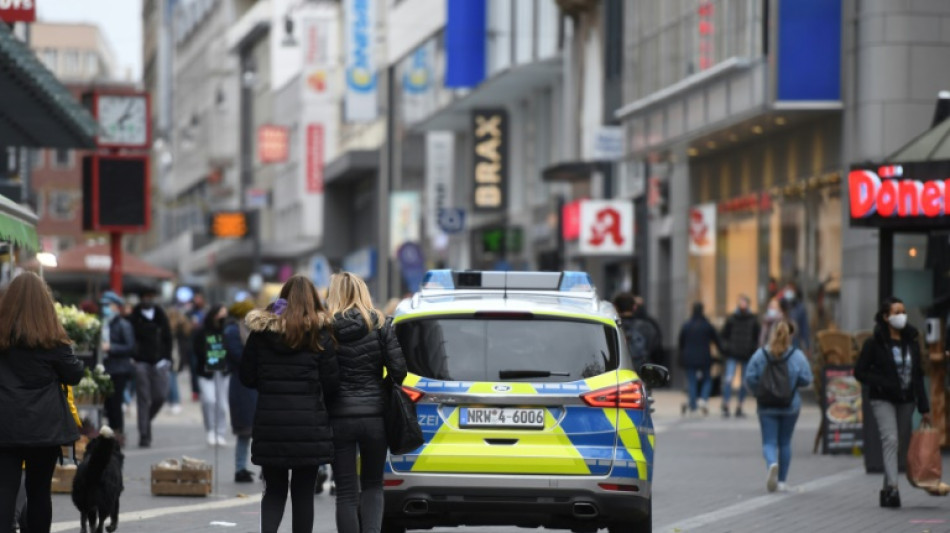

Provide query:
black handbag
left=377, top=324, right=424, bottom=455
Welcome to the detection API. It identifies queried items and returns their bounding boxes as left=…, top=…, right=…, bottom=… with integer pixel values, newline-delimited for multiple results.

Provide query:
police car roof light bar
left=420, top=270, right=596, bottom=294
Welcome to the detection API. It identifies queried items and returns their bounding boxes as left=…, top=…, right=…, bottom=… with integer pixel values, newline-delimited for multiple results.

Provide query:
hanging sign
left=578, top=200, right=634, bottom=256
left=0, top=0, right=36, bottom=23
left=689, top=203, right=716, bottom=256
left=849, top=162, right=950, bottom=228
left=472, top=109, right=507, bottom=212
left=344, top=0, right=378, bottom=122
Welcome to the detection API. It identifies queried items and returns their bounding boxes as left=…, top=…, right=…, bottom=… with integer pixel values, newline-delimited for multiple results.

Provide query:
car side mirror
left=638, top=364, right=670, bottom=389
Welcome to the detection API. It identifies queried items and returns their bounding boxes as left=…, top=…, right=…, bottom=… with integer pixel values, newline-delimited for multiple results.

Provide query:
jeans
left=261, top=466, right=318, bottom=533
left=757, top=412, right=800, bottom=482
left=235, top=436, right=251, bottom=472
left=167, top=370, right=181, bottom=405
left=332, top=416, right=388, bottom=533
left=135, top=361, right=171, bottom=445
left=721, top=358, right=747, bottom=407
left=870, top=400, right=914, bottom=489
left=685, top=366, right=712, bottom=411
left=198, top=372, right=230, bottom=438
left=104, top=372, right=133, bottom=433
left=0, top=446, right=60, bottom=533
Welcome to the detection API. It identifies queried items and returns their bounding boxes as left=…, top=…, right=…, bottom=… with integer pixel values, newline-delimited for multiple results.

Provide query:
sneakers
left=735, top=406, right=746, bottom=418
left=168, top=404, right=183, bottom=415
left=766, top=463, right=779, bottom=493
left=207, top=432, right=216, bottom=447
left=698, top=399, right=709, bottom=417
left=880, top=487, right=901, bottom=508
left=215, top=435, right=228, bottom=447
left=721, top=405, right=731, bottom=418
left=235, top=469, right=255, bottom=483
left=777, top=482, right=789, bottom=492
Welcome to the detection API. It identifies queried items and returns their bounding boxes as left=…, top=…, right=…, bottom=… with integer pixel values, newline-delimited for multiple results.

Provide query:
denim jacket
left=744, top=346, right=813, bottom=415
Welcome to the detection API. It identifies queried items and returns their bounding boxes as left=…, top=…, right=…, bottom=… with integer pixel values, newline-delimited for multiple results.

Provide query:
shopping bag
left=906, top=422, right=943, bottom=490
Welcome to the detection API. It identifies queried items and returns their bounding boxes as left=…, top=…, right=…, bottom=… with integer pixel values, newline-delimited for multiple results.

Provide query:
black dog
left=72, top=426, right=124, bottom=533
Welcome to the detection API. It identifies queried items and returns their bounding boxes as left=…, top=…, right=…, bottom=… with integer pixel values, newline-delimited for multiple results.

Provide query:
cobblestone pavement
left=47, top=383, right=949, bottom=533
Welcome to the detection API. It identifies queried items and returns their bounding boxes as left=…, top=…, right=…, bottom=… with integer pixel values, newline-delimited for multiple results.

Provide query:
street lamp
left=36, top=252, right=57, bottom=279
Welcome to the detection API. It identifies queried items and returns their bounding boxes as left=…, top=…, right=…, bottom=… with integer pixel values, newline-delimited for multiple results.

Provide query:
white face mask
left=766, top=308, right=781, bottom=320
left=887, top=313, right=908, bottom=330
left=783, top=290, right=795, bottom=301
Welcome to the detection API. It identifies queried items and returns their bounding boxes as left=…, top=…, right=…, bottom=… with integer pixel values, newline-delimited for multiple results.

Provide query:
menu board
left=822, top=366, right=863, bottom=454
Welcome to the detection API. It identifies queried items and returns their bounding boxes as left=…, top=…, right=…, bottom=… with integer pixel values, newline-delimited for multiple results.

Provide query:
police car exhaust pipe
left=572, top=502, right=598, bottom=518
left=403, top=500, right=429, bottom=515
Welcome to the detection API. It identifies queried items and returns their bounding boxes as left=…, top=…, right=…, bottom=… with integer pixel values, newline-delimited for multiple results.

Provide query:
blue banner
left=445, top=0, right=487, bottom=88
left=777, top=0, right=841, bottom=101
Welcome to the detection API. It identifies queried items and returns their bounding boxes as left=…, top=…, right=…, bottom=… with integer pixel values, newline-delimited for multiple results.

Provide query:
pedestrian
left=164, top=308, right=187, bottom=415
left=193, top=304, right=231, bottom=447
left=0, top=272, right=84, bottom=533
left=225, top=300, right=257, bottom=483
left=759, top=298, right=785, bottom=347
left=634, top=296, right=665, bottom=367
left=240, top=275, right=338, bottom=533
left=744, top=320, right=812, bottom=492
left=188, top=292, right=208, bottom=402
left=326, top=272, right=408, bottom=533
left=127, top=288, right=173, bottom=448
left=99, top=291, right=137, bottom=446
left=781, top=284, right=810, bottom=353
left=719, top=295, right=761, bottom=418
left=613, top=293, right=654, bottom=369
left=855, top=297, right=931, bottom=508
left=678, top=302, right=722, bottom=416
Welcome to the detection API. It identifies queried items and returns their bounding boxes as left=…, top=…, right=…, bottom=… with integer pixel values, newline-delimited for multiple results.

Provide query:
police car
left=384, top=270, right=670, bottom=533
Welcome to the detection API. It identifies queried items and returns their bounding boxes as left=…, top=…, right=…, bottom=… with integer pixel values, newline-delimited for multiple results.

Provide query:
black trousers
left=0, top=446, right=60, bottom=533
left=331, top=416, right=388, bottom=533
left=104, top=372, right=133, bottom=433
left=260, top=466, right=319, bottom=533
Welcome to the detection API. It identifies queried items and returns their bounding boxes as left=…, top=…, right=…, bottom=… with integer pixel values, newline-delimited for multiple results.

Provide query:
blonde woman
left=326, top=273, right=407, bottom=533
left=744, top=321, right=813, bottom=493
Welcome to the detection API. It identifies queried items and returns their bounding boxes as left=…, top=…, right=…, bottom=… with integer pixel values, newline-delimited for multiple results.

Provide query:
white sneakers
left=766, top=463, right=779, bottom=493
left=777, top=482, right=789, bottom=492
left=207, top=432, right=228, bottom=447
left=216, top=435, right=228, bottom=447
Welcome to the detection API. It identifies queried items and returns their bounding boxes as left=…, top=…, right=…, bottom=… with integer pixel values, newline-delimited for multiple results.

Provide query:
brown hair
left=767, top=320, right=793, bottom=357
left=0, top=272, right=71, bottom=351
left=279, top=275, right=330, bottom=352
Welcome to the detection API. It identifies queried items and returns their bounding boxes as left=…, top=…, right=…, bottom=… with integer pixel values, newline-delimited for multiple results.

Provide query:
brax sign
left=849, top=162, right=950, bottom=229
left=0, top=0, right=35, bottom=23
left=472, top=109, right=507, bottom=212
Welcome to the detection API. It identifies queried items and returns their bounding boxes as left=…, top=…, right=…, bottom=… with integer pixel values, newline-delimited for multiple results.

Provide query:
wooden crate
left=62, top=435, right=89, bottom=463
left=151, top=465, right=212, bottom=496
left=51, top=464, right=76, bottom=494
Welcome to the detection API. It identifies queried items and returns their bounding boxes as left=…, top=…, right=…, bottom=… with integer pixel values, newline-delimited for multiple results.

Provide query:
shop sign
left=344, top=0, right=378, bottom=122
left=425, top=131, right=455, bottom=242
left=481, top=227, right=523, bottom=254
left=0, top=0, right=36, bottom=23
left=718, top=192, right=772, bottom=214
left=301, top=13, right=337, bottom=104
left=561, top=199, right=584, bottom=241
left=849, top=162, right=950, bottom=227
left=472, top=109, right=507, bottom=212
left=209, top=212, right=248, bottom=239
left=821, top=366, right=863, bottom=454
left=689, top=203, right=716, bottom=256
left=305, top=124, right=324, bottom=193
left=258, top=125, right=289, bottom=164
left=389, top=191, right=421, bottom=258
left=579, top=200, right=634, bottom=256
left=590, top=126, right=624, bottom=161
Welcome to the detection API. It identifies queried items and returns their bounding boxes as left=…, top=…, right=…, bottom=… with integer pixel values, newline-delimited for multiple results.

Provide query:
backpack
left=754, top=350, right=794, bottom=408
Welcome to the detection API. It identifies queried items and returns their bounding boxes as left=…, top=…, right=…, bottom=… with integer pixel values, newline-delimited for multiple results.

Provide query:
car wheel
left=607, top=498, right=652, bottom=533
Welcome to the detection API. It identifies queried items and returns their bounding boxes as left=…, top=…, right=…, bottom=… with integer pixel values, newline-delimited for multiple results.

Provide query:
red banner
left=257, top=125, right=289, bottom=164
left=306, top=124, right=324, bottom=193
left=0, top=1, right=36, bottom=23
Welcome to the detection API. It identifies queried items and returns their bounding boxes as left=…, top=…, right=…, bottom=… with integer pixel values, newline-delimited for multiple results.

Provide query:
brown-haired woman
left=240, top=275, right=339, bottom=533
left=0, top=272, right=84, bottom=533
left=743, top=320, right=813, bottom=493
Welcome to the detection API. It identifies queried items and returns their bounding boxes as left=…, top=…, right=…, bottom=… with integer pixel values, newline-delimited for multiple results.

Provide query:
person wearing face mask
left=100, top=291, right=137, bottom=446
left=127, top=288, right=173, bottom=448
left=720, top=295, right=761, bottom=418
left=855, top=297, right=931, bottom=508
left=759, top=298, right=785, bottom=347
left=781, top=285, right=810, bottom=353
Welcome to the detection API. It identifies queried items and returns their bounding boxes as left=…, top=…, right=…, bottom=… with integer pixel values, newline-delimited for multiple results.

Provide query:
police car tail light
left=402, top=385, right=424, bottom=403
left=581, top=381, right=644, bottom=409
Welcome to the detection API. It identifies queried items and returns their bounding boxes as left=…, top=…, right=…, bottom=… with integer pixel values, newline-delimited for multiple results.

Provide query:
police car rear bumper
left=383, top=473, right=651, bottom=529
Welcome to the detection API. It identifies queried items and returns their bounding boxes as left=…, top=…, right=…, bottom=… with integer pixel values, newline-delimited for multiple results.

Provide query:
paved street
left=49, top=384, right=950, bottom=533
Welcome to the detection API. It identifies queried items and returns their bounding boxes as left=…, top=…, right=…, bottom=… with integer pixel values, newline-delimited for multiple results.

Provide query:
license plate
left=459, top=408, right=545, bottom=429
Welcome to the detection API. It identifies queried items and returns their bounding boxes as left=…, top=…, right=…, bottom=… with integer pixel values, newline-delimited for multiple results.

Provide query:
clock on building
left=95, top=94, right=149, bottom=148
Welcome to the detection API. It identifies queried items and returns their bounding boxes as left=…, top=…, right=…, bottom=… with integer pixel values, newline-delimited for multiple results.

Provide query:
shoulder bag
left=377, top=323, right=424, bottom=455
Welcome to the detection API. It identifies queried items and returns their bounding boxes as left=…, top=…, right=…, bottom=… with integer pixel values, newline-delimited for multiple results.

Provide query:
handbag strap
left=376, top=317, right=394, bottom=380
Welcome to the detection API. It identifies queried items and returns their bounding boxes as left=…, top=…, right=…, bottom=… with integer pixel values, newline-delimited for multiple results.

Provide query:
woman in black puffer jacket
left=240, top=275, right=338, bottom=533
left=327, top=272, right=407, bottom=533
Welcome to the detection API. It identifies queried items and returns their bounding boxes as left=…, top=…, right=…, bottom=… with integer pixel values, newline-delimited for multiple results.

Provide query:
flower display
left=74, top=365, right=115, bottom=403
left=54, top=302, right=101, bottom=352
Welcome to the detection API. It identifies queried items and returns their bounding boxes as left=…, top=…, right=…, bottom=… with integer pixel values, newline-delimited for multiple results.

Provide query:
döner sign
left=849, top=169, right=950, bottom=219
left=472, top=109, right=507, bottom=212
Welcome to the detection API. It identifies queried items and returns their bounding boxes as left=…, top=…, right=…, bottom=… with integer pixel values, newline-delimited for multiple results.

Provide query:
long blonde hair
left=327, top=272, right=384, bottom=331
left=767, top=320, right=793, bottom=357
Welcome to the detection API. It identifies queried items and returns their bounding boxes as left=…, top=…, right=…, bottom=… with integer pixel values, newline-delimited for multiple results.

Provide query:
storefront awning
left=888, top=116, right=950, bottom=162
left=0, top=193, right=38, bottom=251
left=0, top=24, right=98, bottom=148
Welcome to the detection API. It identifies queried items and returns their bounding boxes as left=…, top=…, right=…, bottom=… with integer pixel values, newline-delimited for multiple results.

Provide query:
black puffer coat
left=328, top=309, right=407, bottom=418
left=0, top=344, right=84, bottom=447
left=855, top=324, right=930, bottom=413
left=239, top=310, right=339, bottom=467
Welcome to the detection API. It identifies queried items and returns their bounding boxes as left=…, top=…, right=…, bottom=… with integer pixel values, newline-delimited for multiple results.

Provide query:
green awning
left=0, top=194, right=39, bottom=252
left=0, top=24, right=98, bottom=148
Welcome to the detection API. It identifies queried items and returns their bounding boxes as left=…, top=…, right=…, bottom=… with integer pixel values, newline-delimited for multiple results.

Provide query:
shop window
left=31, top=149, right=43, bottom=169
left=53, top=149, right=72, bottom=169
left=40, top=49, right=58, bottom=72
left=893, top=233, right=931, bottom=330
left=47, top=190, right=81, bottom=221
left=63, top=50, right=80, bottom=76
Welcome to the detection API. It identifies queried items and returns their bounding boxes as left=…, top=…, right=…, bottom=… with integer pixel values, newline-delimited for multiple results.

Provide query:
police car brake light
left=402, top=385, right=424, bottom=403
left=581, top=381, right=644, bottom=409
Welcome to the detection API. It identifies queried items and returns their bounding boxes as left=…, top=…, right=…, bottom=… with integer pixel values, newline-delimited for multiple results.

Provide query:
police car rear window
left=395, top=318, right=619, bottom=382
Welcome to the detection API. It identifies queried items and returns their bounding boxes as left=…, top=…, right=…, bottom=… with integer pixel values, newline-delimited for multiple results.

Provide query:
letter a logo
left=588, top=207, right=624, bottom=247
